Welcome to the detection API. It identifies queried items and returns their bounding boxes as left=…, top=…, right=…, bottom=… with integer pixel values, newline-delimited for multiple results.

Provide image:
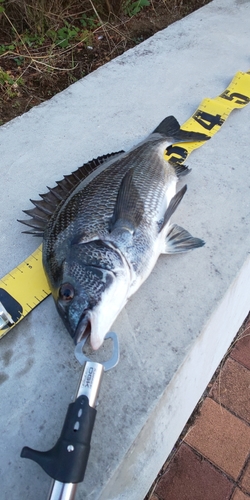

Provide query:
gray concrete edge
left=100, top=255, right=250, bottom=499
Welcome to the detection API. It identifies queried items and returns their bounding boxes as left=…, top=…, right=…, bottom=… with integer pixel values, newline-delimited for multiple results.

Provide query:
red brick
left=184, top=398, right=250, bottom=480
left=210, top=357, right=250, bottom=424
left=154, top=443, right=233, bottom=500
left=231, top=488, right=250, bottom=500
left=230, top=321, right=250, bottom=370
left=240, top=457, right=250, bottom=494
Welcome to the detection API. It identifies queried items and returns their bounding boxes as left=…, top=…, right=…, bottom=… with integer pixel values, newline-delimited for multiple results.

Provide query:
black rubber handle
left=21, top=395, right=96, bottom=483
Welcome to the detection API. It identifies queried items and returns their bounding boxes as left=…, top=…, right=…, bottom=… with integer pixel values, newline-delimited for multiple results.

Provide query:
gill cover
left=52, top=240, right=130, bottom=350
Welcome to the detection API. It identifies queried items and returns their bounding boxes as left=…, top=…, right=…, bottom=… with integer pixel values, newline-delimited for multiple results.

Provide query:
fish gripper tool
left=21, top=332, right=119, bottom=500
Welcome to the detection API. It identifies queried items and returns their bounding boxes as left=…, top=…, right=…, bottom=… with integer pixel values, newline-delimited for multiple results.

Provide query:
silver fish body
left=20, top=116, right=208, bottom=349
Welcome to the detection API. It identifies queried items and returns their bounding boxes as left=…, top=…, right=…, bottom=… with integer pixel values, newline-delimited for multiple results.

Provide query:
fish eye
left=59, top=283, right=75, bottom=301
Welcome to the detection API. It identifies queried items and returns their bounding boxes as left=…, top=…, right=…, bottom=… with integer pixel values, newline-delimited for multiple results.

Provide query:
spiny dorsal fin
left=18, top=151, right=124, bottom=236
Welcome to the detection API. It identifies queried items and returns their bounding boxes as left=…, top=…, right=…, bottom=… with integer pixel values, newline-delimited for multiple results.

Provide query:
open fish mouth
left=75, top=312, right=92, bottom=346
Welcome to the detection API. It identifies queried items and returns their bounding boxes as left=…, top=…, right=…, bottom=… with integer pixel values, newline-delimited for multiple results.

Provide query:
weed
left=0, top=67, right=24, bottom=98
left=0, top=0, right=212, bottom=124
left=80, top=13, right=100, bottom=29
left=0, top=68, right=15, bottom=85
left=13, top=56, right=24, bottom=66
left=54, top=24, right=80, bottom=48
left=0, top=43, right=15, bottom=55
left=123, top=0, right=150, bottom=17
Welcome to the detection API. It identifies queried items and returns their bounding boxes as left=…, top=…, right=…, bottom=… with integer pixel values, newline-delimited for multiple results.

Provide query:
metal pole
left=47, top=481, right=77, bottom=500
left=46, top=361, right=104, bottom=500
left=21, top=332, right=119, bottom=500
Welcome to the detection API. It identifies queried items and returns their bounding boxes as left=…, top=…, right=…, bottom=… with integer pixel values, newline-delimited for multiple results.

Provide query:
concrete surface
left=0, top=0, right=250, bottom=498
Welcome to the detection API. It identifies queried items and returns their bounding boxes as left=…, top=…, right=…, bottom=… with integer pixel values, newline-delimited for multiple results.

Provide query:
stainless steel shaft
left=47, top=361, right=104, bottom=500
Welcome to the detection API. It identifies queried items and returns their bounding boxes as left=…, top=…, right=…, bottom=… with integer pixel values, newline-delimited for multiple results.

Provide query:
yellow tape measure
left=0, top=246, right=50, bottom=338
left=164, top=70, right=250, bottom=164
left=1, top=70, right=250, bottom=340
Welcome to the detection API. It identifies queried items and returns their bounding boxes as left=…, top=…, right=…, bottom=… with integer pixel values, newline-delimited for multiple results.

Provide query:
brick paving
left=147, top=314, right=250, bottom=500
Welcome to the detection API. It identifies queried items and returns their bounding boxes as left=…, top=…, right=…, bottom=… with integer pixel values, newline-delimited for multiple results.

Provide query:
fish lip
left=74, top=312, right=91, bottom=345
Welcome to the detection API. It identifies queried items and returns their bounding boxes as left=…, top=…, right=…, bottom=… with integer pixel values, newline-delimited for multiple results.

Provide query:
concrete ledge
left=0, top=0, right=250, bottom=499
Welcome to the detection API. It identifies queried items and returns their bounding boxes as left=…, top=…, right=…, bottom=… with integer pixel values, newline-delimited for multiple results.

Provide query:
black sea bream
left=20, top=116, right=208, bottom=350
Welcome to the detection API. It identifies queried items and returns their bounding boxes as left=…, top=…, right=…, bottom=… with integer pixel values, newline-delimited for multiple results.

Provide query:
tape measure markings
left=164, top=70, right=250, bottom=164
left=0, top=245, right=50, bottom=338
left=1, top=69, right=250, bottom=340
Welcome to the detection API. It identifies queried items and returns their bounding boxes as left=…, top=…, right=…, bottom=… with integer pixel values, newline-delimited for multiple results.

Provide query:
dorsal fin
left=170, top=162, right=192, bottom=178
left=18, top=151, right=124, bottom=236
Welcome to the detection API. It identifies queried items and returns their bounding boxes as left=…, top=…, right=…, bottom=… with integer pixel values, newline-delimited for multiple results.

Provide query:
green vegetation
left=0, top=0, right=211, bottom=124
left=0, top=1, right=153, bottom=80
left=0, top=0, right=154, bottom=116
left=123, top=0, right=150, bottom=17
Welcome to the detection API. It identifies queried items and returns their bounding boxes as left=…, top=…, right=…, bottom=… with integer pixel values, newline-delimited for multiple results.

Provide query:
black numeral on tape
left=193, top=110, right=224, bottom=130
left=220, top=90, right=250, bottom=105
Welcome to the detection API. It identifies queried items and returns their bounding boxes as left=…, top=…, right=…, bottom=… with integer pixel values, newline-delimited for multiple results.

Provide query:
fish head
left=50, top=240, right=130, bottom=350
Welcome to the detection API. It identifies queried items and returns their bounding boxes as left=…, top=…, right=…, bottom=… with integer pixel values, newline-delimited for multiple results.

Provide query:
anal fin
left=163, top=224, right=205, bottom=254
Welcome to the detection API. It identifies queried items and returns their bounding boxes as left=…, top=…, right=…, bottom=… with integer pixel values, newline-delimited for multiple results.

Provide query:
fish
left=19, top=116, right=209, bottom=350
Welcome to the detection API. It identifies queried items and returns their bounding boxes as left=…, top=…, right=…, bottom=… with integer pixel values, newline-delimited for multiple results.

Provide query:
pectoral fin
left=109, top=168, right=144, bottom=234
left=159, top=185, right=187, bottom=232
left=163, top=224, right=205, bottom=254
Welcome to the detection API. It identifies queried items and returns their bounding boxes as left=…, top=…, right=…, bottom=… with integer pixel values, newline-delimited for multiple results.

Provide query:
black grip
left=21, top=395, right=96, bottom=483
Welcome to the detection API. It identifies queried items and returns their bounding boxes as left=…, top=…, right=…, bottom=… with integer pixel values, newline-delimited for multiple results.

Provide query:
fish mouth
left=75, top=312, right=92, bottom=346
left=74, top=311, right=105, bottom=351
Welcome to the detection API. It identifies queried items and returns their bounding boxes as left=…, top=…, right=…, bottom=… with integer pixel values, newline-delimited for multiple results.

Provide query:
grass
left=0, top=0, right=211, bottom=124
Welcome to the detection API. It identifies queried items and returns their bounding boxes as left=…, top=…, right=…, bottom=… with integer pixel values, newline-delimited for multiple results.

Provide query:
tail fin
left=153, top=116, right=210, bottom=142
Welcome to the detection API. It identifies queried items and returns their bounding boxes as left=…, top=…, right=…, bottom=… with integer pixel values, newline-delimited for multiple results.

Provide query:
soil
left=0, top=0, right=211, bottom=125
